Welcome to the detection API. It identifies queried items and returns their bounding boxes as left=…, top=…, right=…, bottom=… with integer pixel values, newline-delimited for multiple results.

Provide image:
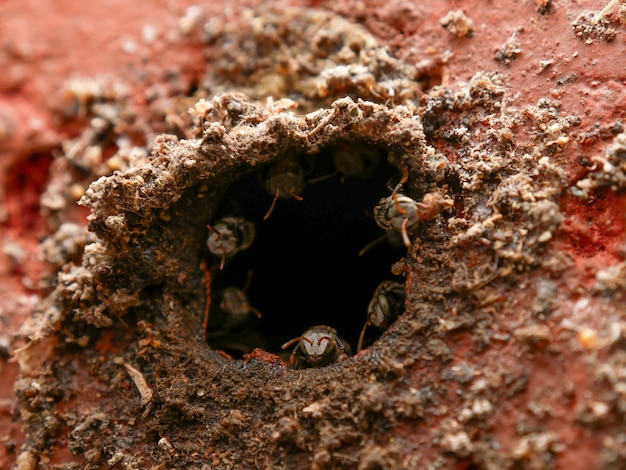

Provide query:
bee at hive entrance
left=204, top=143, right=408, bottom=359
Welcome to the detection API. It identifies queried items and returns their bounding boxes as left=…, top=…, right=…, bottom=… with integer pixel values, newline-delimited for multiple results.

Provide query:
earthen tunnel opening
left=205, top=143, right=407, bottom=358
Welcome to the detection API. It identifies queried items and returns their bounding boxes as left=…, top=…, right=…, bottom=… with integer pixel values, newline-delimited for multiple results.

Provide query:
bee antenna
left=207, top=224, right=222, bottom=239
left=284, top=184, right=303, bottom=201
left=263, top=187, right=280, bottom=221
left=307, top=170, right=338, bottom=184
left=281, top=336, right=303, bottom=350
left=249, top=306, right=262, bottom=319
left=391, top=167, right=410, bottom=195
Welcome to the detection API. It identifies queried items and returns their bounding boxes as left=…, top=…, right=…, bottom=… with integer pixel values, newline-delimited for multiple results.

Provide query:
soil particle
left=439, top=10, right=474, bottom=39
left=495, top=32, right=523, bottom=66
left=572, top=11, right=619, bottom=43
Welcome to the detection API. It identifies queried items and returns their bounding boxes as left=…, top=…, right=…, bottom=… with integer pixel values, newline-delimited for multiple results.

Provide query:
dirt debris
left=572, top=11, right=618, bottom=43
left=439, top=10, right=474, bottom=39
left=495, top=32, right=523, bottom=66
left=203, top=6, right=425, bottom=111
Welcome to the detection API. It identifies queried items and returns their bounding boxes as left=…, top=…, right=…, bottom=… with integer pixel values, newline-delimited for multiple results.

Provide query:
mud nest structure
left=14, top=6, right=626, bottom=469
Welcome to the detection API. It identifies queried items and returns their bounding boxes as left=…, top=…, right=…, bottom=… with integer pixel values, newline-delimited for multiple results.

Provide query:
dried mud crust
left=15, top=86, right=572, bottom=468
left=12, top=5, right=626, bottom=470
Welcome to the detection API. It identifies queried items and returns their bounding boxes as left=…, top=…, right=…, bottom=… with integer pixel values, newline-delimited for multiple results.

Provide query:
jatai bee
left=205, top=286, right=266, bottom=356
left=357, top=280, right=406, bottom=353
left=373, top=169, right=453, bottom=249
left=206, top=216, right=255, bottom=270
left=206, top=286, right=262, bottom=336
left=333, top=143, right=380, bottom=181
left=282, top=325, right=350, bottom=370
left=261, top=157, right=305, bottom=220
left=373, top=169, right=420, bottom=248
left=308, top=144, right=381, bottom=184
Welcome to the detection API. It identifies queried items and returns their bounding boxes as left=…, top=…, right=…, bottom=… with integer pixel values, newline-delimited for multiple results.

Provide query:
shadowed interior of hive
left=205, top=144, right=407, bottom=357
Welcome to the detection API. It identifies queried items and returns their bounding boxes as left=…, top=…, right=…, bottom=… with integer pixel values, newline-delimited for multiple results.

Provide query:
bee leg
left=400, top=218, right=411, bottom=248
left=391, top=167, right=410, bottom=194
left=289, top=351, right=300, bottom=369
left=219, top=251, right=226, bottom=270
left=358, top=232, right=389, bottom=257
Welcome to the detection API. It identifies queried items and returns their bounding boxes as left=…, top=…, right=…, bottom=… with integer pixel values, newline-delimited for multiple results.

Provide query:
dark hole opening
left=206, top=144, right=405, bottom=358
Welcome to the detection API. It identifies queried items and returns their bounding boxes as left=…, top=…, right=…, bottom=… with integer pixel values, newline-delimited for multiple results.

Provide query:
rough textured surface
left=19, top=76, right=573, bottom=468
left=3, top=1, right=626, bottom=469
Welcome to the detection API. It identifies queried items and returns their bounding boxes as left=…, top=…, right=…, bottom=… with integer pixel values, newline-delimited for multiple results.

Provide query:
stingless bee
left=206, top=286, right=262, bottom=336
left=333, top=143, right=380, bottom=181
left=357, top=280, right=406, bottom=353
left=207, top=216, right=255, bottom=270
left=372, top=168, right=453, bottom=249
left=204, top=272, right=266, bottom=356
left=373, top=168, right=419, bottom=248
left=261, top=157, right=305, bottom=220
left=308, top=143, right=381, bottom=184
left=281, top=325, right=350, bottom=370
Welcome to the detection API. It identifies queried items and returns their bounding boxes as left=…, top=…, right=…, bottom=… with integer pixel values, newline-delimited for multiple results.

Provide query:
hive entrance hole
left=207, top=144, right=404, bottom=358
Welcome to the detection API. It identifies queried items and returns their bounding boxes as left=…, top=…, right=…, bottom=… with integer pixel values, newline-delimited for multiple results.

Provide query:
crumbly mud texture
left=11, top=5, right=626, bottom=470
left=439, top=10, right=474, bottom=38
left=572, top=11, right=618, bottom=43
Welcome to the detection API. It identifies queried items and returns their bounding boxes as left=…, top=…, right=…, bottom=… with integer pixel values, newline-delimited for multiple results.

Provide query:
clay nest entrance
left=12, top=8, right=460, bottom=465
left=77, top=93, right=440, bottom=359
left=33, top=94, right=450, bottom=467
left=16, top=74, right=575, bottom=467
